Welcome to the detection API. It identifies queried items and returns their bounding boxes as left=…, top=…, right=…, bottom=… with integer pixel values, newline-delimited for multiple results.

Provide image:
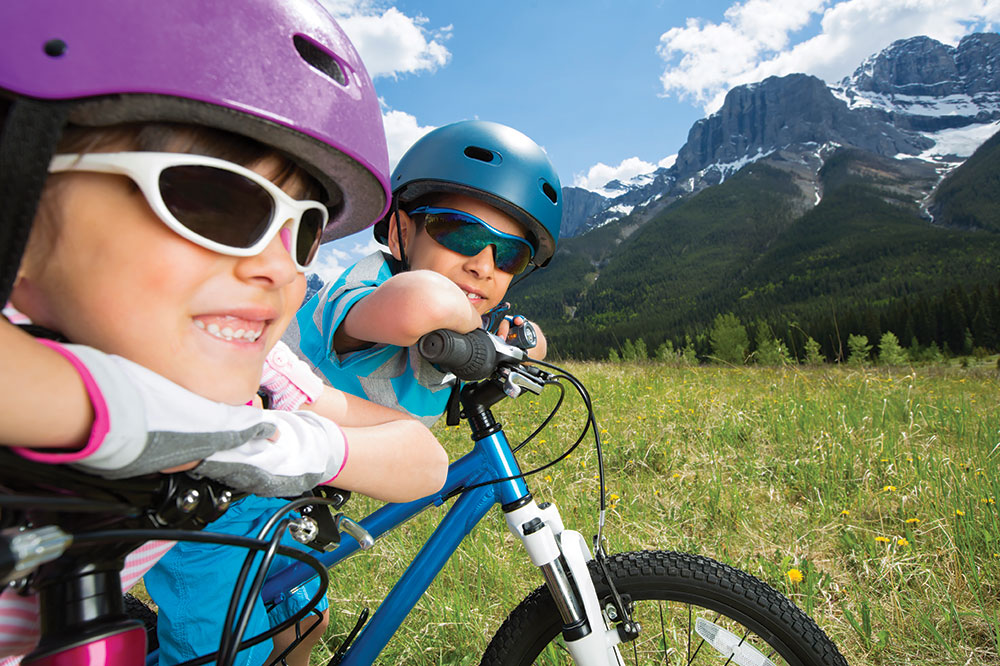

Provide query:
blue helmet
left=377, top=120, right=562, bottom=267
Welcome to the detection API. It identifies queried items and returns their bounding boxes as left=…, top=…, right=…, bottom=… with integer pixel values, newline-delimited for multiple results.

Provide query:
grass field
left=312, top=361, right=1000, bottom=665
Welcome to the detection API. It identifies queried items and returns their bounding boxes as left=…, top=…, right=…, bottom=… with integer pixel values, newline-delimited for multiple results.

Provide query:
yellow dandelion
left=672, top=473, right=681, bottom=479
left=905, top=518, right=920, bottom=524
left=609, top=493, right=620, bottom=502
left=955, top=509, right=965, bottom=517
left=896, top=538, right=909, bottom=547
left=840, top=509, right=850, bottom=516
left=581, top=460, right=587, bottom=468
left=882, top=485, right=897, bottom=492
left=544, top=475, right=552, bottom=483
left=539, top=439, right=546, bottom=444
left=786, top=569, right=804, bottom=584
left=874, top=536, right=891, bottom=543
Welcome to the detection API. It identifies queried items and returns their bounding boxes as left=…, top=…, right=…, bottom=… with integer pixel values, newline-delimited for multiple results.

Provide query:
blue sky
left=313, top=0, right=999, bottom=280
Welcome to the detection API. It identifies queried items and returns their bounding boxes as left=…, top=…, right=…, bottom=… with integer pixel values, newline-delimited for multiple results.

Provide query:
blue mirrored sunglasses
left=409, top=206, right=535, bottom=275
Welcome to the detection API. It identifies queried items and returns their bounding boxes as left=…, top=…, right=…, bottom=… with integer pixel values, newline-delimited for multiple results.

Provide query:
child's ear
left=387, top=209, right=414, bottom=262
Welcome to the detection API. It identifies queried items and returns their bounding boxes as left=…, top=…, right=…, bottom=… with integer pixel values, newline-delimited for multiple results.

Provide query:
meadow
left=310, top=360, right=999, bottom=665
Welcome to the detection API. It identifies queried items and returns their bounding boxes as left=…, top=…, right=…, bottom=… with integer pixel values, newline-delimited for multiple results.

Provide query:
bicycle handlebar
left=417, top=328, right=527, bottom=381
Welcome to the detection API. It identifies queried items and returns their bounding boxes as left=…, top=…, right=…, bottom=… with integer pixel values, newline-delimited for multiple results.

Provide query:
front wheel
left=481, top=550, right=848, bottom=666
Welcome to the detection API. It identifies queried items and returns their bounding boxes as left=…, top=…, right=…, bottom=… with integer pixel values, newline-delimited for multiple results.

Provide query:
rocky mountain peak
left=843, top=32, right=1000, bottom=97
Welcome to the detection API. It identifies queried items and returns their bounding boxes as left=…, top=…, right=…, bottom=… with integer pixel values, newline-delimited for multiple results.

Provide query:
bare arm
left=334, top=270, right=481, bottom=354
left=304, top=384, right=420, bottom=427
left=332, top=419, right=449, bottom=502
left=0, top=320, right=92, bottom=448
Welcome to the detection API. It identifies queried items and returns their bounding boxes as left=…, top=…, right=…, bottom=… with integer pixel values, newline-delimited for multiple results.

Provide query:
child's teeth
left=197, top=318, right=262, bottom=343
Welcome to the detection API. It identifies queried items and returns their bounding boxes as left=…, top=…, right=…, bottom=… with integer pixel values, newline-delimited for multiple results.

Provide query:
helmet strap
left=0, top=100, right=68, bottom=304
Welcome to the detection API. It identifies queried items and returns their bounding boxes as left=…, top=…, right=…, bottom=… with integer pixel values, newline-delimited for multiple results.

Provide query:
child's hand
left=497, top=316, right=548, bottom=360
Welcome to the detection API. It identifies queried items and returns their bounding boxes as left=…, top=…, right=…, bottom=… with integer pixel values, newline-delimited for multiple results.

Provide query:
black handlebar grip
left=417, top=328, right=497, bottom=380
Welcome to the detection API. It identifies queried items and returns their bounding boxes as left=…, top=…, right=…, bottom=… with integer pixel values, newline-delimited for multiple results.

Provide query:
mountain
left=559, top=33, right=1000, bottom=238
left=520, top=33, right=1000, bottom=360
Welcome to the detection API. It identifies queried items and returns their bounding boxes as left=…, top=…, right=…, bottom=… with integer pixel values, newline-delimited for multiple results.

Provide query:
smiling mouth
left=194, top=315, right=265, bottom=343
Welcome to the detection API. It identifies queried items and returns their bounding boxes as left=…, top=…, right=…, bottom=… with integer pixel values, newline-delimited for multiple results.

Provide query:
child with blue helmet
left=286, top=120, right=562, bottom=424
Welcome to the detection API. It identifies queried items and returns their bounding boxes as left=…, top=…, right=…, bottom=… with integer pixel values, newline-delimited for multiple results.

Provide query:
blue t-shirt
left=284, top=251, right=455, bottom=425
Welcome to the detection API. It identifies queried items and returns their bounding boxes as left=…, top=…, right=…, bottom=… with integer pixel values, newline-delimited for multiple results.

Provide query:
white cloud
left=311, top=234, right=386, bottom=283
left=381, top=108, right=436, bottom=169
left=573, top=156, right=658, bottom=195
left=658, top=0, right=1000, bottom=113
left=320, top=1, right=451, bottom=79
left=309, top=244, right=354, bottom=283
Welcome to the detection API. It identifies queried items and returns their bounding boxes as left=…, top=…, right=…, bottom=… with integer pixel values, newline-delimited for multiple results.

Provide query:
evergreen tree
left=709, top=312, right=749, bottom=365
left=878, top=331, right=908, bottom=366
left=847, top=334, right=871, bottom=366
left=804, top=336, right=824, bottom=365
left=755, top=337, right=793, bottom=365
left=655, top=340, right=675, bottom=363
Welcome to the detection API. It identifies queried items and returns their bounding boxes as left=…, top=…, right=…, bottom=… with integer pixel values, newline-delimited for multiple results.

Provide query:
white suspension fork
left=505, top=500, right=625, bottom=666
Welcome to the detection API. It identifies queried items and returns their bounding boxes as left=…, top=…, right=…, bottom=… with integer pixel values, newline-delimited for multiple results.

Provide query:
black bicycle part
left=418, top=327, right=500, bottom=381
left=480, top=550, right=849, bottom=666
left=327, top=606, right=370, bottom=666
left=293, top=486, right=352, bottom=553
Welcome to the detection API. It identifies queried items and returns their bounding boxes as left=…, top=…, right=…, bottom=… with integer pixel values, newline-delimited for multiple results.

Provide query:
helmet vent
left=43, top=39, right=67, bottom=57
left=464, top=145, right=499, bottom=164
left=540, top=180, right=558, bottom=204
left=294, top=35, right=347, bottom=86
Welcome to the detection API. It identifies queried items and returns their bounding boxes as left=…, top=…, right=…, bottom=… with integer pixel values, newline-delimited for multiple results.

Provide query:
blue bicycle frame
left=261, top=428, right=530, bottom=665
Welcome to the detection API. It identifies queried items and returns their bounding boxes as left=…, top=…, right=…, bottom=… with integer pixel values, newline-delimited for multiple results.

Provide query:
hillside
left=511, top=147, right=1000, bottom=360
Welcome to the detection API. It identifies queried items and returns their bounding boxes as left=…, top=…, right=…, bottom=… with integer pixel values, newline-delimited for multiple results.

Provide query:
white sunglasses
left=48, top=151, right=329, bottom=272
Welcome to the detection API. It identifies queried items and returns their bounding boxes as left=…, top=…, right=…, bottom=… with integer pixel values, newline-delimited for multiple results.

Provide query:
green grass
left=311, top=362, right=1000, bottom=665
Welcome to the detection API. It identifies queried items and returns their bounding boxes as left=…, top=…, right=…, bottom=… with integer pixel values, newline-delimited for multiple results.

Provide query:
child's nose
left=464, top=245, right=496, bottom=276
left=236, top=221, right=300, bottom=286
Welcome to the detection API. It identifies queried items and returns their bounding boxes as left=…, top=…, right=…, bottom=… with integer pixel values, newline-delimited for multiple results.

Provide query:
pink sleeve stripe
left=12, top=340, right=110, bottom=464
left=323, top=424, right=349, bottom=485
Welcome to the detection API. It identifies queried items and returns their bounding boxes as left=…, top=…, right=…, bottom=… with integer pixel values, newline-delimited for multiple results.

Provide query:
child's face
left=394, top=194, right=528, bottom=315
left=12, top=155, right=306, bottom=404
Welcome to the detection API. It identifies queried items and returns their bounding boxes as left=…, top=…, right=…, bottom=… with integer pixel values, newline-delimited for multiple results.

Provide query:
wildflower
left=874, top=536, right=890, bottom=543
left=840, top=509, right=850, bottom=516
left=786, top=569, right=804, bottom=584
left=905, top=518, right=920, bottom=524
left=955, top=509, right=965, bottom=517
left=672, top=473, right=681, bottom=479
left=882, top=485, right=897, bottom=492
left=609, top=493, right=620, bottom=503
left=896, top=538, right=909, bottom=547
left=544, top=475, right=552, bottom=483
left=539, top=439, right=546, bottom=444
left=982, top=497, right=995, bottom=505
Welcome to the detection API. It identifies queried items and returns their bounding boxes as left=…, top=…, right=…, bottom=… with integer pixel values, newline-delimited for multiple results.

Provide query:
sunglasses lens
left=160, top=165, right=274, bottom=249
left=423, top=212, right=533, bottom=274
left=297, top=208, right=326, bottom=267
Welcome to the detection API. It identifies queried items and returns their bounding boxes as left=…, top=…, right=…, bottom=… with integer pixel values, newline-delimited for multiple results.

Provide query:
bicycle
left=0, top=328, right=850, bottom=666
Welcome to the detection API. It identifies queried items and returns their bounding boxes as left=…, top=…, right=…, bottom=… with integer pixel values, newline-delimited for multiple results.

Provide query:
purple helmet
left=0, top=0, right=390, bottom=242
